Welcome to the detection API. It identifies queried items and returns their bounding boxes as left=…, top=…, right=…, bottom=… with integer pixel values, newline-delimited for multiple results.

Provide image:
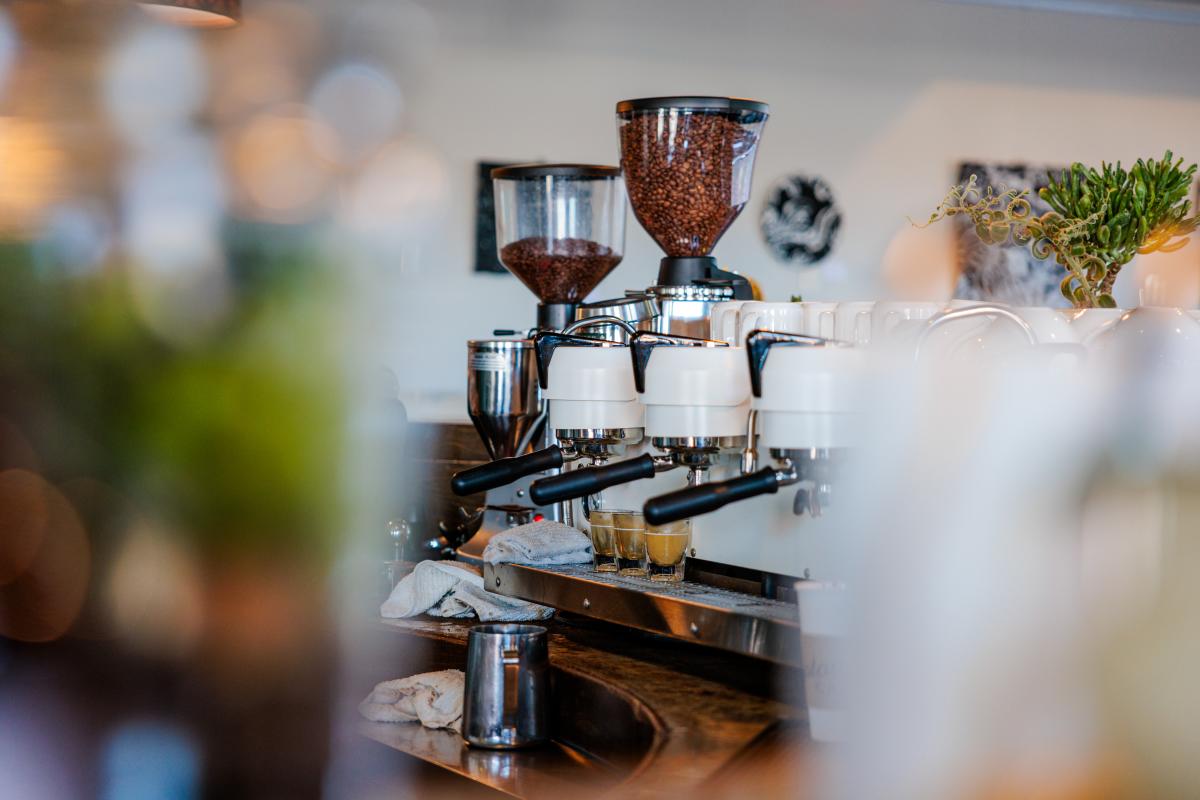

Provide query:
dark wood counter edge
left=365, top=616, right=803, bottom=798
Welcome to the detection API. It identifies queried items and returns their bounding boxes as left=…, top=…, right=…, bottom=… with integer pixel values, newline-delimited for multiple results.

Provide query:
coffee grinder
left=616, top=96, right=770, bottom=337
left=452, top=165, right=630, bottom=558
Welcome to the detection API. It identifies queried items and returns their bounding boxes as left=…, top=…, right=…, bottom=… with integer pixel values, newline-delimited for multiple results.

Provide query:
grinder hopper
left=492, top=164, right=627, bottom=331
left=616, top=96, right=769, bottom=295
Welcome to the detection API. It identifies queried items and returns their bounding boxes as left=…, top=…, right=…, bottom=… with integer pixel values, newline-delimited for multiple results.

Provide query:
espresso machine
left=451, top=97, right=780, bottom=574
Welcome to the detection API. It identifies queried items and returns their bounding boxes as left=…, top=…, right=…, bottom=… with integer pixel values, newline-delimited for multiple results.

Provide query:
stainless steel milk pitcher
left=462, top=623, right=548, bottom=749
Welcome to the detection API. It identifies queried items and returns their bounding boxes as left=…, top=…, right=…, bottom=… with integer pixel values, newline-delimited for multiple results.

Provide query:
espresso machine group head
left=528, top=330, right=750, bottom=506
left=643, top=330, right=863, bottom=527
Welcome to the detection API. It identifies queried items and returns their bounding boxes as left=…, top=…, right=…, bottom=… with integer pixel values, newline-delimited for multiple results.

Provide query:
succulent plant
left=920, top=152, right=1198, bottom=308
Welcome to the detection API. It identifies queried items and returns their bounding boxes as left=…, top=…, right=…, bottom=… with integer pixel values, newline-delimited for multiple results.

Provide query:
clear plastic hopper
left=616, top=96, right=768, bottom=292
left=492, top=164, right=627, bottom=331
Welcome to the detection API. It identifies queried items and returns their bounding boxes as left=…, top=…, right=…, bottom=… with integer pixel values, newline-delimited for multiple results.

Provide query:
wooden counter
left=356, top=613, right=811, bottom=798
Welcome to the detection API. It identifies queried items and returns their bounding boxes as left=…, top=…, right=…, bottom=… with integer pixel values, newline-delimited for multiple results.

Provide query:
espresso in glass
left=589, top=509, right=618, bottom=572
left=612, top=510, right=647, bottom=577
left=644, top=519, right=691, bottom=582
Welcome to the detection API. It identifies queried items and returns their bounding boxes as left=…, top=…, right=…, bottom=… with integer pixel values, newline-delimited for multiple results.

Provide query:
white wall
left=378, top=0, right=1200, bottom=405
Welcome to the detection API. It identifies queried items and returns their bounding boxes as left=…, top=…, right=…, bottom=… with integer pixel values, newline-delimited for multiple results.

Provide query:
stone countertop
left=360, top=613, right=810, bottom=798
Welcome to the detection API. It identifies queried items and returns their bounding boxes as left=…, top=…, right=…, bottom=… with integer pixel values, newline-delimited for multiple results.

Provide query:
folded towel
left=359, top=669, right=465, bottom=732
left=380, top=560, right=554, bottom=621
left=483, top=520, right=593, bottom=566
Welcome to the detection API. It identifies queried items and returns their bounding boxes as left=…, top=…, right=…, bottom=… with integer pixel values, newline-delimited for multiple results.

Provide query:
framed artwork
left=474, top=161, right=516, bottom=274
left=760, top=174, right=842, bottom=266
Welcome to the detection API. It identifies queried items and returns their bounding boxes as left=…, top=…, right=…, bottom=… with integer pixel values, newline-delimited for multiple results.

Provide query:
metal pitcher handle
left=502, top=648, right=520, bottom=729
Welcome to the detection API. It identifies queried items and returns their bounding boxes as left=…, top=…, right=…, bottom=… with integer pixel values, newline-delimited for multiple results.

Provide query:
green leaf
left=1097, top=293, right=1117, bottom=308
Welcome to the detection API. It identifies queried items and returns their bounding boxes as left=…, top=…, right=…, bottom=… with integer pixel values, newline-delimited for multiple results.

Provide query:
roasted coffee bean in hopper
left=498, top=237, right=622, bottom=304
left=491, top=164, right=627, bottom=330
left=616, top=98, right=769, bottom=260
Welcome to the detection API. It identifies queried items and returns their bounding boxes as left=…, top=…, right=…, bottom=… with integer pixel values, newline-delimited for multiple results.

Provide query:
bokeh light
left=308, top=62, right=403, bottom=165
left=0, top=469, right=50, bottom=586
left=227, top=104, right=335, bottom=223
left=0, top=116, right=66, bottom=234
left=0, top=7, right=16, bottom=100
left=207, top=1, right=320, bottom=123
left=339, top=138, right=449, bottom=246
left=106, top=520, right=204, bottom=659
left=102, top=25, right=207, bottom=151
left=122, top=132, right=231, bottom=344
left=101, top=720, right=200, bottom=800
left=32, top=201, right=114, bottom=277
left=0, top=474, right=90, bottom=642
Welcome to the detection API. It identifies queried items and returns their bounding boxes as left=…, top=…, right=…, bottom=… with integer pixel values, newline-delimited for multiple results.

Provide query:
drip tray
left=484, top=563, right=801, bottom=665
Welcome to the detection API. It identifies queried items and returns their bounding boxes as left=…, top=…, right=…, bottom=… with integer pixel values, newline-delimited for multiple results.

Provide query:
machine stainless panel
left=484, top=562, right=802, bottom=665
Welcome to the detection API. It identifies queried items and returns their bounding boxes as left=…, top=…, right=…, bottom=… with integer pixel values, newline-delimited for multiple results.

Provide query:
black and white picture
left=474, top=161, right=515, bottom=274
left=953, top=161, right=1069, bottom=307
left=760, top=174, right=842, bottom=266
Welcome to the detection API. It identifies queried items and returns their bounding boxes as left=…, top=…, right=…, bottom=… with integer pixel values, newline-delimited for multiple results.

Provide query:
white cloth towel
left=359, top=669, right=465, bottom=732
left=483, top=520, right=592, bottom=566
left=380, top=560, right=554, bottom=621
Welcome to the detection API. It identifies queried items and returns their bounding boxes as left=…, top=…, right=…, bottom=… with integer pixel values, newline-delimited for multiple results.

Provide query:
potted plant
left=920, top=152, right=1198, bottom=309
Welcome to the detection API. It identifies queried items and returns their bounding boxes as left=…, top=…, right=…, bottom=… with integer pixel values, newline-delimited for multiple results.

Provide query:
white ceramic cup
left=950, top=305, right=1079, bottom=358
left=832, top=301, right=875, bottom=345
left=869, top=301, right=942, bottom=344
left=799, top=301, right=838, bottom=339
left=1060, top=308, right=1124, bottom=346
left=737, top=302, right=806, bottom=344
left=710, top=300, right=748, bottom=344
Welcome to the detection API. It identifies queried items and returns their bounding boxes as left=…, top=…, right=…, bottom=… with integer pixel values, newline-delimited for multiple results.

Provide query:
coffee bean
left=619, top=110, right=762, bottom=257
left=499, top=237, right=622, bottom=304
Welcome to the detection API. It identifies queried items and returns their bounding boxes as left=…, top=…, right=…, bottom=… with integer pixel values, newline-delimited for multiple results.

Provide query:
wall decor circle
left=760, top=174, right=841, bottom=266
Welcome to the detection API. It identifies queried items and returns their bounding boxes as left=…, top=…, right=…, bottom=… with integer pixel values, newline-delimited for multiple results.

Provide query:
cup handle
left=855, top=310, right=871, bottom=344
left=819, top=309, right=835, bottom=339
left=502, top=648, right=520, bottom=729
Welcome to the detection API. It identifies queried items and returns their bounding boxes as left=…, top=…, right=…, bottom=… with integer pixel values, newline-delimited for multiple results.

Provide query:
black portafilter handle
left=450, top=445, right=564, bottom=496
left=529, top=453, right=657, bottom=505
left=643, top=468, right=781, bottom=525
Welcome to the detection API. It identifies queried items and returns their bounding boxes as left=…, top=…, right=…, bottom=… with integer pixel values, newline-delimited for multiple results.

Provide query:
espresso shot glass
left=643, top=518, right=691, bottom=582
left=588, top=508, right=618, bottom=573
left=612, top=510, right=647, bottom=577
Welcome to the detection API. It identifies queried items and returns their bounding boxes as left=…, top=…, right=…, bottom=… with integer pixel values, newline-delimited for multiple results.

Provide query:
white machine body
left=545, top=346, right=644, bottom=431
left=691, top=345, right=867, bottom=580
left=640, top=346, right=751, bottom=437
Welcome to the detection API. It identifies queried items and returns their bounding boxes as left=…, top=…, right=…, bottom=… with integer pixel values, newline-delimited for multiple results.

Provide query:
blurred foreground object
left=138, top=0, right=240, bottom=28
